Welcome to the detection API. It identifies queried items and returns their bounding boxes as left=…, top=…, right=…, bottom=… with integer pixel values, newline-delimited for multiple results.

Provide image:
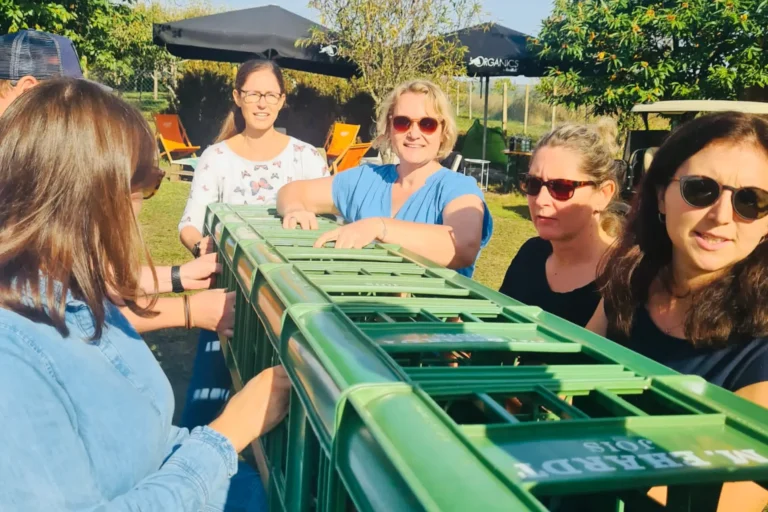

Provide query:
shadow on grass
left=502, top=204, right=531, bottom=220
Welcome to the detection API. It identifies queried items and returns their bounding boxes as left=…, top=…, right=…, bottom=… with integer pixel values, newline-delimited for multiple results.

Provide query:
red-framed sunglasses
left=520, top=174, right=598, bottom=201
left=391, top=115, right=442, bottom=135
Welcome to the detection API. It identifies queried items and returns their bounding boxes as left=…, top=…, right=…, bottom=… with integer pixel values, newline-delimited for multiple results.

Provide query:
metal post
left=468, top=79, right=473, bottom=120
left=482, top=75, right=490, bottom=162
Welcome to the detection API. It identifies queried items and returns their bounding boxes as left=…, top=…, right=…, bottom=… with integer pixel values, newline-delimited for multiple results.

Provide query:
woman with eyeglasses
left=179, top=59, right=328, bottom=255
left=276, top=79, right=493, bottom=278
left=177, top=59, right=327, bottom=430
left=588, top=112, right=768, bottom=511
left=0, top=78, right=288, bottom=511
left=499, top=121, right=621, bottom=326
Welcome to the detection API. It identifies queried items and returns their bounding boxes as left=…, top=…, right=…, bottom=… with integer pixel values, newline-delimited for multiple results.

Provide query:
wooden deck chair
left=154, top=113, right=200, bottom=164
left=323, top=122, right=360, bottom=160
left=331, top=142, right=372, bottom=174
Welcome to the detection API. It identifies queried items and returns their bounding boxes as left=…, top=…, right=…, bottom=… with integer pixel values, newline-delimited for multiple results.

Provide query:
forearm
left=276, top=182, right=312, bottom=214
left=276, top=178, right=337, bottom=215
left=121, top=297, right=187, bottom=333
left=379, top=218, right=475, bottom=269
left=180, top=226, right=203, bottom=253
left=141, top=266, right=173, bottom=295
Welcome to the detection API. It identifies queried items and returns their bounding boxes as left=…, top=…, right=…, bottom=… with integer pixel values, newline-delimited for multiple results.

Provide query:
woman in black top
left=588, top=112, right=768, bottom=511
left=499, top=120, right=621, bottom=326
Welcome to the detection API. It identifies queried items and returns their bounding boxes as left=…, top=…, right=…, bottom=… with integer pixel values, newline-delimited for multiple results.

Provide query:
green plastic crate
left=204, top=205, right=768, bottom=512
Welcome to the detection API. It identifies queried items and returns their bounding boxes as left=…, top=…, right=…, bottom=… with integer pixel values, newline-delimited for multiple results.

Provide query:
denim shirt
left=0, top=294, right=240, bottom=511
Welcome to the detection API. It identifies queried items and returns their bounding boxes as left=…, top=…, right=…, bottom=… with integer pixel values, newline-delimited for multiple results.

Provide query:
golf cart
left=620, top=100, right=768, bottom=201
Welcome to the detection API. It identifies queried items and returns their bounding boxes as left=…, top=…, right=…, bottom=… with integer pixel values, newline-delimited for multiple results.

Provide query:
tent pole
left=482, top=75, right=489, bottom=162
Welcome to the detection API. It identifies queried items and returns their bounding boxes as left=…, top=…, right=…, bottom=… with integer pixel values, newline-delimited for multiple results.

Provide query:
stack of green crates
left=204, top=204, right=768, bottom=512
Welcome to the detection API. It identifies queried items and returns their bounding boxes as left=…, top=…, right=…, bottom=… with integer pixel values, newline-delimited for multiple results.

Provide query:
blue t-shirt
left=331, top=164, right=493, bottom=277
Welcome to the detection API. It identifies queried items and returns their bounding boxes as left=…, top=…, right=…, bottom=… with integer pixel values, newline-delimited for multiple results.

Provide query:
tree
left=305, top=0, right=483, bottom=106
left=0, top=0, right=131, bottom=71
left=533, top=0, right=768, bottom=123
left=493, top=78, right=515, bottom=95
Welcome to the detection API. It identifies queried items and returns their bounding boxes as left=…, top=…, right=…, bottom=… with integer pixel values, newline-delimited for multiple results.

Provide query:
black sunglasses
left=673, top=175, right=768, bottom=220
left=520, top=174, right=598, bottom=201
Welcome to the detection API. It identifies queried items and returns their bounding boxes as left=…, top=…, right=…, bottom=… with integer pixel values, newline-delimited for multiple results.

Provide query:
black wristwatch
left=191, top=241, right=201, bottom=258
left=171, top=265, right=185, bottom=294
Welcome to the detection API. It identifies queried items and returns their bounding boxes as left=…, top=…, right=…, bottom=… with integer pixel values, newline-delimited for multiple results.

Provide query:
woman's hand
left=180, top=253, right=221, bottom=290
left=209, top=366, right=291, bottom=453
left=189, top=289, right=236, bottom=337
left=197, top=236, right=215, bottom=256
left=313, top=217, right=386, bottom=249
left=281, top=210, right=319, bottom=230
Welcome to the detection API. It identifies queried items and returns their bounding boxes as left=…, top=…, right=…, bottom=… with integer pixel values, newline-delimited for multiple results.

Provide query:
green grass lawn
left=138, top=180, right=536, bottom=421
left=455, top=115, right=551, bottom=141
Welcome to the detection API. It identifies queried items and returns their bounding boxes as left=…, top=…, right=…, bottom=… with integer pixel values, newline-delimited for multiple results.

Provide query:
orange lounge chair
left=154, top=113, right=200, bottom=164
left=331, top=142, right=372, bottom=174
left=323, top=122, right=360, bottom=161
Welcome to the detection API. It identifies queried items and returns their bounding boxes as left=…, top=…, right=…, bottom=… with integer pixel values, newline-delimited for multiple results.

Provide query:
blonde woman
left=499, top=121, right=621, bottom=326
left=277, top=79, right=493, bottom=277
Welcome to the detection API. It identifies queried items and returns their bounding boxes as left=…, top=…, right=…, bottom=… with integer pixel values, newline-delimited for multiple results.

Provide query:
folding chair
left=154, top=114, right=200, bottom=162
left=324, top=122, right=360, bottom=161
left=331, top=142, right=372, bottom=174
left=440, top=151, right=463, bottom=171
left=154, top=114, right=200, bottom=180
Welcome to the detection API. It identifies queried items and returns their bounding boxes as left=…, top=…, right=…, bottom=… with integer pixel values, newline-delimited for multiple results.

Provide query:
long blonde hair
left=374, top=79, right=458, bottom=161
left=0, top=78, right=159, bottom=339
left=215, top=59, right=286, bottom=143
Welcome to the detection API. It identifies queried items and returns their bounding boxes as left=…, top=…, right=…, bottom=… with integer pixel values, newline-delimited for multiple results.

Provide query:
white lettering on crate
left=512, top=438, right=768, bottom=480
left=377, top=333, right=544, bottom=345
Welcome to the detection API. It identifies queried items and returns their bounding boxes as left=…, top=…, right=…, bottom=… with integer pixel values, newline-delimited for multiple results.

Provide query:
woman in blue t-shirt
left=588, top=112, right=768, bottom=511
left=276, top=79, right=493, bottom=278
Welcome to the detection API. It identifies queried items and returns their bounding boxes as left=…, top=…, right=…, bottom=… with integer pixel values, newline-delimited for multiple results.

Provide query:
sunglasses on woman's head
left=520, top=174, right=598, bottom=201
left=673, top=175, right=768, bottom=220
left=391, top=116, right=441, bottom=135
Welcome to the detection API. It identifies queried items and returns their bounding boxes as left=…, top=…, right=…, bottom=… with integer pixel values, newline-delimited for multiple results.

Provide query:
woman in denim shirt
left=0, top=78, right=289, bottom=511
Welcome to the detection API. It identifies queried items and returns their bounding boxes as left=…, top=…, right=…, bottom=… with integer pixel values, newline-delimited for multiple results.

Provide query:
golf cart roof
left=631, top=100, right=768, bottom=115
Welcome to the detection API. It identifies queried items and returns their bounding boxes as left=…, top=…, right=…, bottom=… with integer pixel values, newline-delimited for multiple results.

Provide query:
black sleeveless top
left=607, top=306, right=768, bottom=392
left=499, top=237, right=601, bottom=327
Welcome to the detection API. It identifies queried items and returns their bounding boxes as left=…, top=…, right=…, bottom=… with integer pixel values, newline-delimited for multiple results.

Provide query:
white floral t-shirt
left=178, top=137, right=329, bottom=233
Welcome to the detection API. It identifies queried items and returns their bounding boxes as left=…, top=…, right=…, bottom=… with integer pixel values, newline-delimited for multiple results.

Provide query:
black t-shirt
left=607, top=306, right=768, bottom=392
left=498, top=237, right=601, bottom=327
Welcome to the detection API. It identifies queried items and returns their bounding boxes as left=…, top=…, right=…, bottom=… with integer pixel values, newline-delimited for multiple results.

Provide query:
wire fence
left=89, top=69, right=177, bottom=118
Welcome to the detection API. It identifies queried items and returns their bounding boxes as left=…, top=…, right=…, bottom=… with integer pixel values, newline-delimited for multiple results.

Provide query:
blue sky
left=219, top=0, right=553, bottom=38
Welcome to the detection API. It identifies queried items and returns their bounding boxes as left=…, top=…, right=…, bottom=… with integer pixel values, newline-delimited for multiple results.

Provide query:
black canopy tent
left=152, top=5, right=357, bottom=78
left=445, top=23, right=542, bottom=161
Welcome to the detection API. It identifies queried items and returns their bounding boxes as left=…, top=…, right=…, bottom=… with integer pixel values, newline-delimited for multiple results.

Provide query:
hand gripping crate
left=203, top=204, right=768, bottom=512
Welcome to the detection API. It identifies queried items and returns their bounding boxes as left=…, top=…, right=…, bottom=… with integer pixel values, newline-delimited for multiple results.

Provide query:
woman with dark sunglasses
left=588, top=112, right=768, bottom=511
left=498, top=120, right=621, bottom=326
left=276, top=79, right=492, bottom=278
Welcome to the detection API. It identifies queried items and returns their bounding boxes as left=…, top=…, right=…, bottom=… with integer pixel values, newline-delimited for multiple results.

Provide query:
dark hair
left=215, top=59, right=285, bottom=142
left=0, top=78, right=159, bottom=339
left=598, top=111, right=768, bottom=346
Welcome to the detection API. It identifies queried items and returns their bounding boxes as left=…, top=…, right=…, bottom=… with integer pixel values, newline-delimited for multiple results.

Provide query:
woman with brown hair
left=177, top=59, right=326, bottom=429
left=179, top=59, right=327, bottom=255
left=588, top=111, right=768, bottom=511
left=0, top=78, right=288, bottom=511
left=499, top=120, right=621, bottom=327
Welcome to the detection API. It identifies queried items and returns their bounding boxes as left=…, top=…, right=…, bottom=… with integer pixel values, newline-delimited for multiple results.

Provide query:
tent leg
left=482, top=75, right=490, bottom=162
